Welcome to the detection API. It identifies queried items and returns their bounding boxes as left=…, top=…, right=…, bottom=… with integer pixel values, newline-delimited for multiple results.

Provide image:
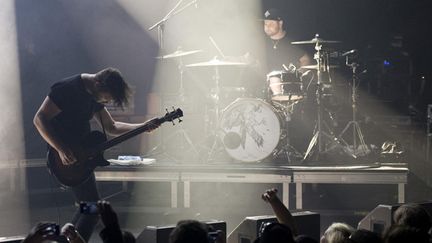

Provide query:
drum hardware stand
left=303, top=36, right=354, bottom=161
left=173, top=56, right=200, bottom=156
left=205, top=65, right=225, bottom=163
left=272, top=101, right=303, bottom=163
left=337, top=55, right=368, bottom=156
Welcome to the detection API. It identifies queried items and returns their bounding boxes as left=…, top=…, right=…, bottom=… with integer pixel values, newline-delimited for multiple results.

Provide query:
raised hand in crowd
left=22, top=222, right=60, bottom=243
left=61, top=223, right=86, bottom=243
left=22, top=221, right=85, bottom=243
left=261, top=188, right=298, bottom=236
left=98, top=200, right=124, bottom=243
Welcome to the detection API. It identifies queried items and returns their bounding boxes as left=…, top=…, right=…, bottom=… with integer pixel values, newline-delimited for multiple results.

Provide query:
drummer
left=263, top=8, right=312, bottom=73
left=262, top=8, right=315, bottom=154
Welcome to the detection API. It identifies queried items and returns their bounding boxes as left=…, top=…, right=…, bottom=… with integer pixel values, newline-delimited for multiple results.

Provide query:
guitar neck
left=95, top=119, right=161, bottom=152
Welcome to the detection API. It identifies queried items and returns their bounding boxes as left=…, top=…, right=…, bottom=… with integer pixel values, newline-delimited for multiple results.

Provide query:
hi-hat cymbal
left=185, top=58, right=247, bottom=67
left=291, top=37, right=341, bottom=45
left=156, top=49, right=202, bottom=59
left=299, top=64, right=340, bottom=70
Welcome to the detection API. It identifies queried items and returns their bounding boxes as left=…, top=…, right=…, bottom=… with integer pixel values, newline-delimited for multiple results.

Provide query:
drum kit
left=157, top=34, right=367, bottom=164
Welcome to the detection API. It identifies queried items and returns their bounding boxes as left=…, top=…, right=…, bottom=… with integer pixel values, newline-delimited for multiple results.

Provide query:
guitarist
left=33, top=67, right=160, bottom=241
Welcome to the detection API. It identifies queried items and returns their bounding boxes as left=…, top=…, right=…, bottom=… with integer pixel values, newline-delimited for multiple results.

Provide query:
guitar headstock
left=162, top=107, right=183, bottom=125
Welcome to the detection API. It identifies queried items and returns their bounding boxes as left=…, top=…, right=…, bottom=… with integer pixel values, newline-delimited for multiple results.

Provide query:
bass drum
left=220, top=98, right=283, bottom=162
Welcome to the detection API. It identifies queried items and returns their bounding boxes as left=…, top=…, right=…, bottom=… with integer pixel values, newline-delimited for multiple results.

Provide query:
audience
left=98, top=200, right=125, bottom=243
left=380, top=203, right=432, bottom=243
left=21, top=222, right=84, bottom=243
left=320, top=222, right=354, bottom=243
left=392, top=203, right=432, bottom=234
left=254, top=222, right=296, bottom=243
left=21, top=200, right=136, bottom=243
left=98, top=200, right=137, bottom=243
left=17, top=190, right=432, bottom=243
left=295, top=234, right=319, bottom=243
left=61, top=223, right=86, bottom=243
left=261, top=188, right=298, bottom=236
left=169, top=219, right=225, bottom=243
left=383, top=225, right=430, bottom=243
left=260, top=188, right=354, bottom=243
left=347, top=229, right=383, bottom=243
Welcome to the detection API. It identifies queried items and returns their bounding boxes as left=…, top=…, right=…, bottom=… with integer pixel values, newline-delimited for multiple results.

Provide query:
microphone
left=341, top=49, right=357, bottom=56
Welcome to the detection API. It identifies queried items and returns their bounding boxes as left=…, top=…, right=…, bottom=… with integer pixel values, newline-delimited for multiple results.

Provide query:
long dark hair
left=95, top=67, right=132, bottom=108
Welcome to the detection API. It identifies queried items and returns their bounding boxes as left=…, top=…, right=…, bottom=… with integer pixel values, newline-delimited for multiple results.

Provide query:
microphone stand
left=148, top=0, right=198, bottom=50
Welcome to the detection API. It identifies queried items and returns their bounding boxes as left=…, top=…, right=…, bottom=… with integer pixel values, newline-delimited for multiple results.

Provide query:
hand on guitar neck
left=139, top=117, right=161, bottom=133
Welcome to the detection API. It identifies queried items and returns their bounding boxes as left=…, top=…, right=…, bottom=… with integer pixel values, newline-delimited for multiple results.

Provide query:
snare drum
left=267, top=70, right=304, bottom=101
left=220, top=98, right=284, bottom=162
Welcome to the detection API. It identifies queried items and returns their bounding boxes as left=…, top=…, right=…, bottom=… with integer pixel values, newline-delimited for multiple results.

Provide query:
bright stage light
left=0, top=0, right=29, bottom=234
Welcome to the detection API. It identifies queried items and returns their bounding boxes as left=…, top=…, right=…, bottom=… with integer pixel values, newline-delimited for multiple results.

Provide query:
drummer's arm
left=299, top=53, right=313, bottom=67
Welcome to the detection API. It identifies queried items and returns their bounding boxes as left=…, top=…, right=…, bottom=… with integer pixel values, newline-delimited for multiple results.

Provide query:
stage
left=0, top=158, right=419, bottom=242
left=3, top=159, right=408, bottom=208
left=95, top=162, right=408, bottom=210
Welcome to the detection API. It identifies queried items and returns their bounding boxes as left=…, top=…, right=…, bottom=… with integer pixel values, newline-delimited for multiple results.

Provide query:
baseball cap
left=263, top=8, right=284, bottom=21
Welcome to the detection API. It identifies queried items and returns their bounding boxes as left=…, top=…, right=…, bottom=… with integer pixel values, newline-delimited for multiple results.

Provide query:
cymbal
left=156, top=49, right=202, bottom=59
left=291, top=37, right=341, bottom=45
left=185, top=58, right=247, bottom=67
left=299, top=64, right=340, bottom=70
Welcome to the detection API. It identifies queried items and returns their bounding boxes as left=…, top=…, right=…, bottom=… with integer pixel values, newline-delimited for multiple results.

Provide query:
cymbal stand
left=177, top=55, right=187, bottom=102
left=303, top=36, right=353, bottom=161
left=272, top=101, right=303, bottom=163
left=173, top=57, right=200, bottom=156
left=338, top=57, right=368, bottom=156
left=206, top=65, right=224, bottom=162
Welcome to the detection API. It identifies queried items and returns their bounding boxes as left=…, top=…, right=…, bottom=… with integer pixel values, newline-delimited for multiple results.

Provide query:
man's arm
left=262, top=188, right=299, bottom=236
left=33, top=96, right=76, bottom=165
left=94, top=107, right=160, bottom=136
left=98, top=200, right=124, bottom=243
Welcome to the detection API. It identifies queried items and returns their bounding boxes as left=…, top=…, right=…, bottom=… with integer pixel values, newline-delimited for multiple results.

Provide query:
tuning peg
left=178, top=118, right=183, bottom=123
left=165, top=108, right=169, bottom=114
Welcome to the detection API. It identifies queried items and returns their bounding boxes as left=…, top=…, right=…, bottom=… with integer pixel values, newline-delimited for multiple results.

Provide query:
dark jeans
left=70, top=173, right=101, bottom=242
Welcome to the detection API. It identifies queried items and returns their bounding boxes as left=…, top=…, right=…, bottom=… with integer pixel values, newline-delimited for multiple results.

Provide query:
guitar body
left=47, top=131, right=110, bottom=187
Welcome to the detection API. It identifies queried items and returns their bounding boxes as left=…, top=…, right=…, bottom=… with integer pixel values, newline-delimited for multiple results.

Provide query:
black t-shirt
left=265, top=35, right=306, bottom=73
left=48, top=74, right=104, bottom=141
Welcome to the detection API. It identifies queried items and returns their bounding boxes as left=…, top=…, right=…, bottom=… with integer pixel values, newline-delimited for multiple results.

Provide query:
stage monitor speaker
left=358, top=201, right=432, bottom=235
left=0, top=236, right=25, bottom=243
left=227, top=211, right=320, bottom=243
left=357, top=204, right=399, bottom=235
left=136, top=220, right=226, bottom=243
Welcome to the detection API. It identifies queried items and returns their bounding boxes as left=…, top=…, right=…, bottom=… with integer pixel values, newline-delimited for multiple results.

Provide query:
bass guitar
left=47, top=108, right=183, bottom=187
